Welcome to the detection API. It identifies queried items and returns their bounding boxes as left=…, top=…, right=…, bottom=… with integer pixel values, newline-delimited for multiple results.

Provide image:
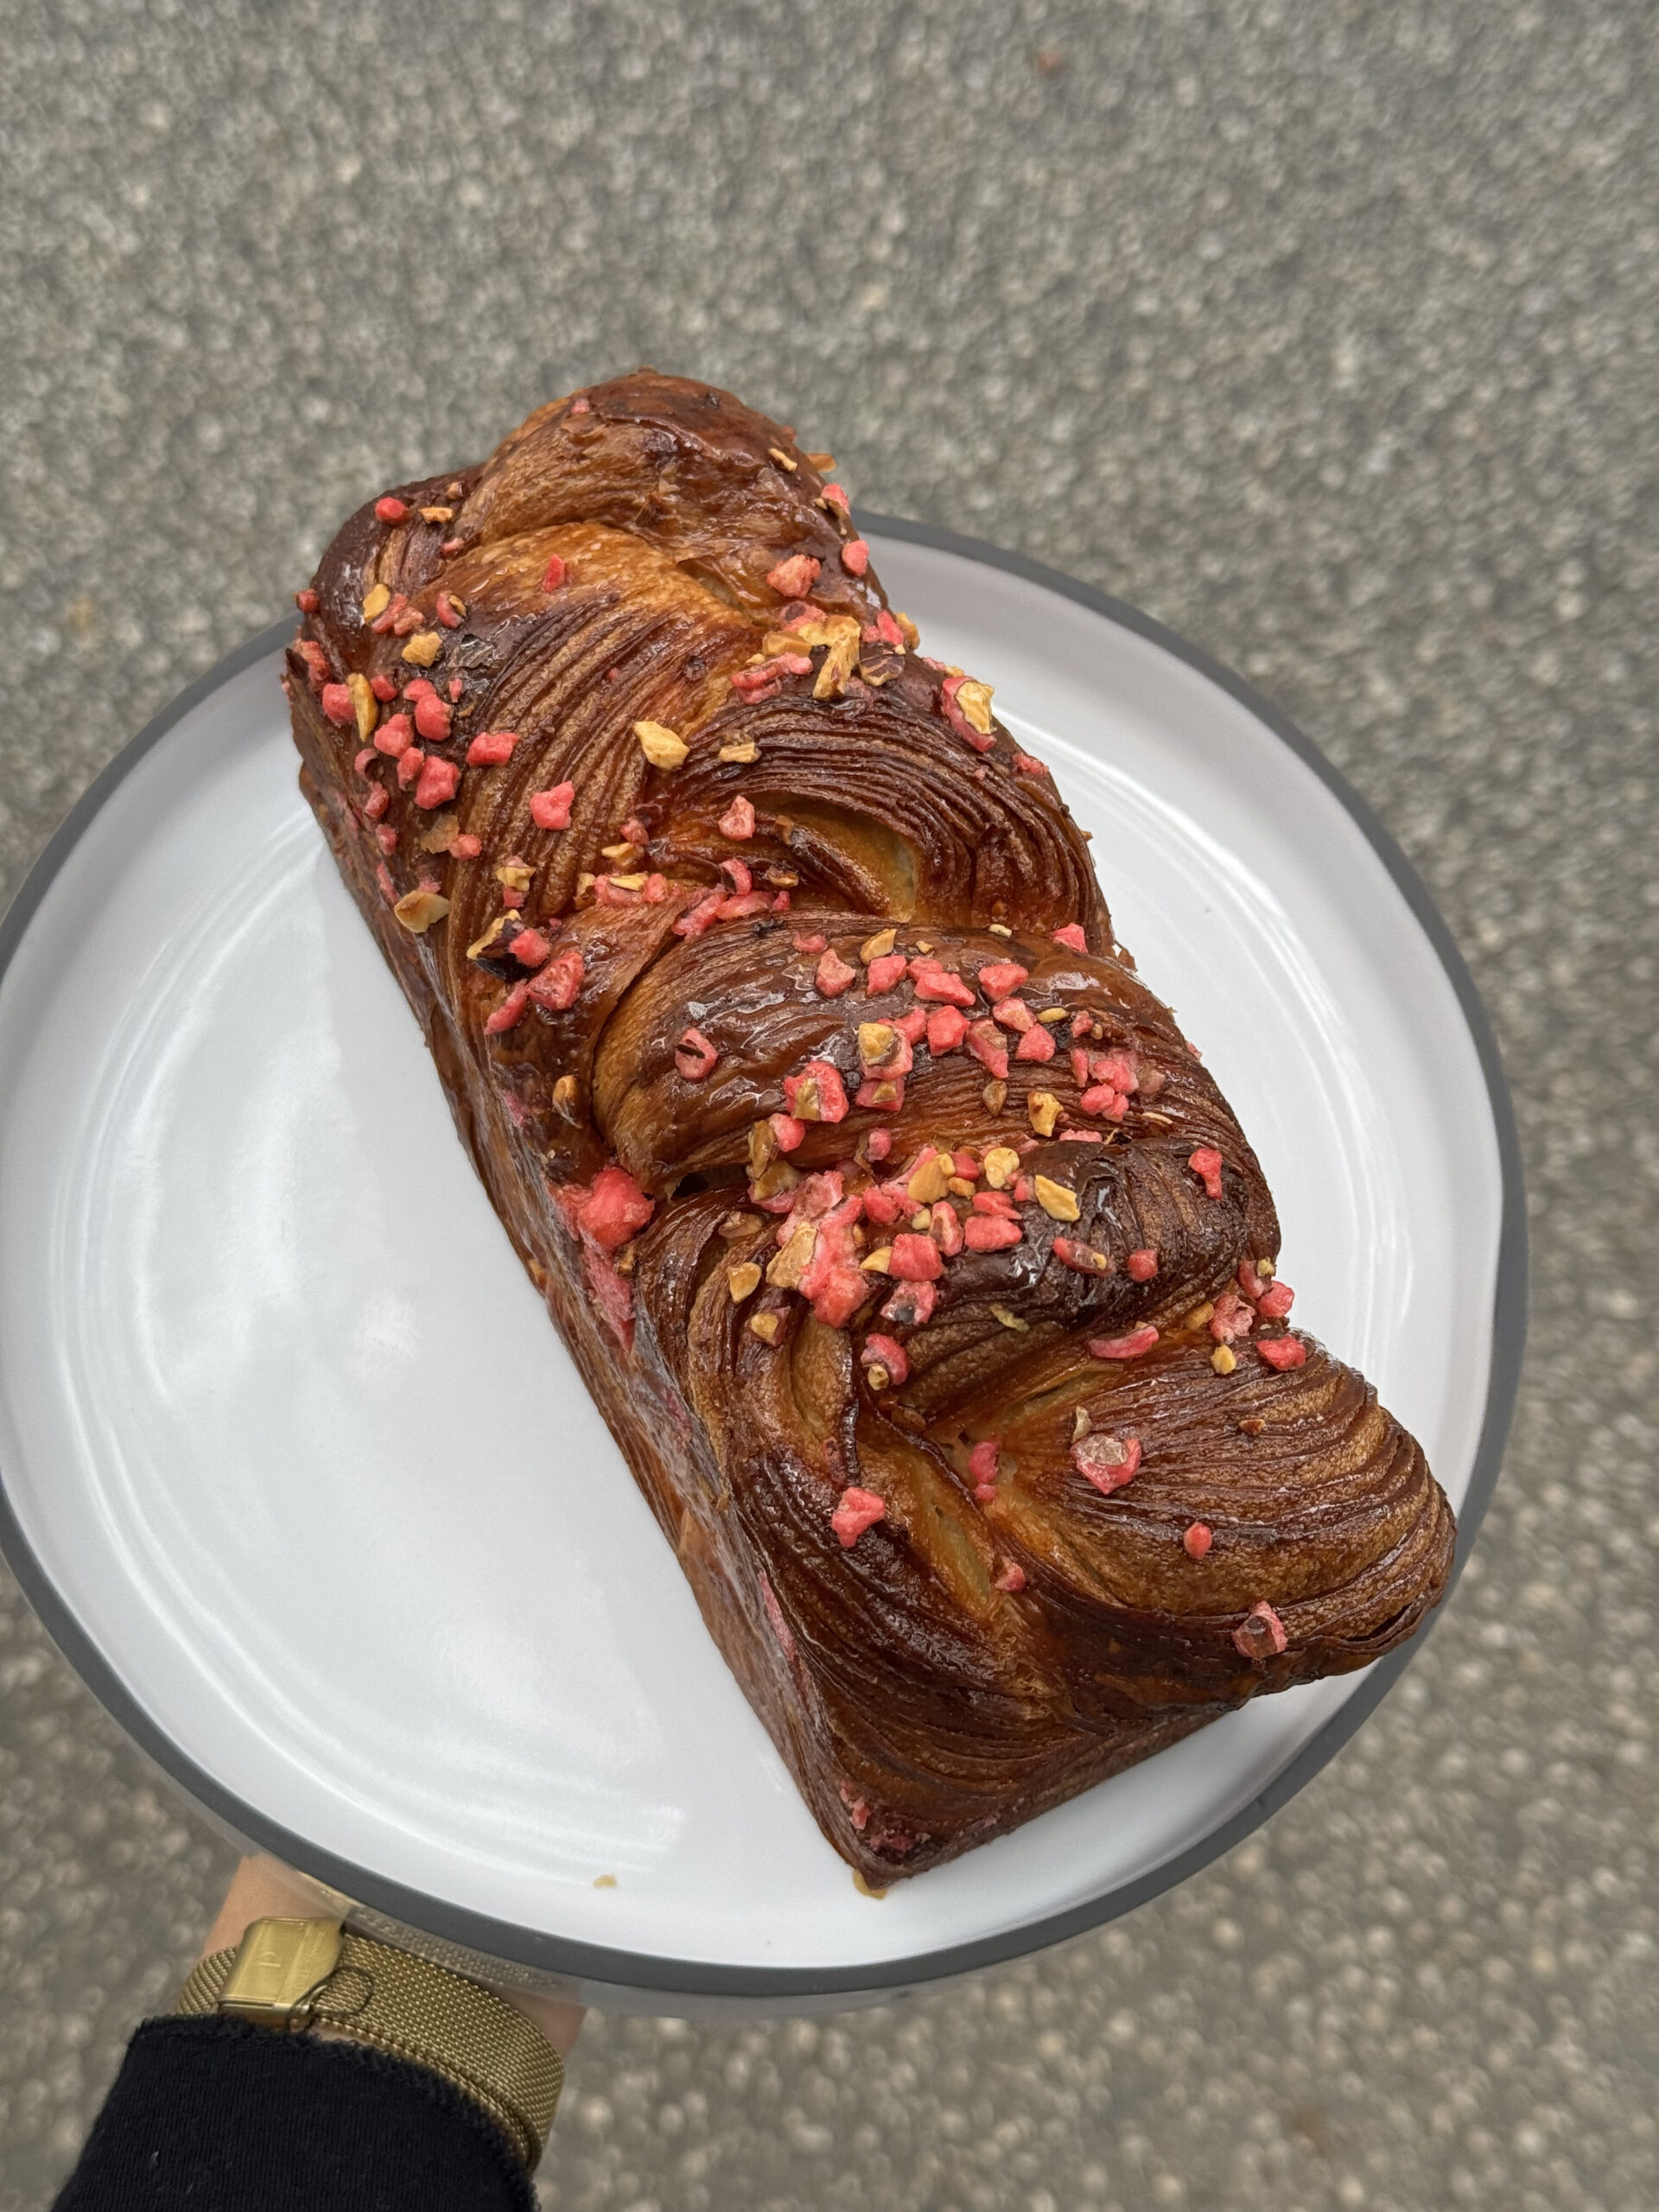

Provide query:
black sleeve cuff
left=53, top=2013, right=536, bottom=2212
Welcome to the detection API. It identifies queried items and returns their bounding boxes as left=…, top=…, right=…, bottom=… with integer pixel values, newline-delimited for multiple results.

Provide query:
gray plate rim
left=0, top=514, right=1527, bottom=2001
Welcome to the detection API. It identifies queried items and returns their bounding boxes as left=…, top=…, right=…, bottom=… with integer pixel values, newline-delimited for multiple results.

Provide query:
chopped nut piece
left=1027, top=1090, right=1063, bottom=1138
left=360, top=583, right=391, bottom=622
left=806, top=450, right=835, bottom=469
left=988, top=922, right=1014, bottom=937
left=634, top=719, right=689, bottom=770
left=719, top=738, right=760, bottom=764
left=906, top=1155, right=953, bottom=1205
left=551, top=1074, right=579, bottom=1118
left=1211, top=1344, right=1238, bottom=1375
left=466, top=914, right=509, bottom=961
left=1033, top=1174, right=1080, bottom=1222
left=419, top=505, right=454, bottom=524
left=861, top=1246, right=893, bottom=1274
left=401, top=630, right=442, bottom=666
left=982, top=1146, right=1021, bottom=1190
left=346, top=671, right=378, bottom=742
left=751, top=1160, right=801, bottom=1201
left=861, top=926, right=898, bottom=963
left=1071, top=1406, right=1092, bottom=1440
left=748, top=1310, right=783, bottom=1344
left=767, top=1222, right=818, bottom=1289
left=990, top=1305, right=1029, bottom=1332
left=1186, top=1301, right=1216, bottom=1329
left=1038, top=1007, right=1067, bottom=1025
left=496, top=862, right=532, bottom=893
left=767, top=446, right=798, bottom=473
left=857, top=1020, right=903, bottom=1071
left=392, top=888, right=451, bottom=934
left=728, top=1262, right=763, bottom=1302
left=810, top=613, right=863, bottom=699
left=954, top=678, right=995, bottom=734
left=982, top=1079, right=1008, bottom=1114
left=418, top=811, right=460, bottom=854
left=601, top=841, right=641, bottom=864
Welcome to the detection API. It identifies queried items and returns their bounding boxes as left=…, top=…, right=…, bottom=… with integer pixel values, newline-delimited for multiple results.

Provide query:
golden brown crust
left=286, top=371, right=1454, bottom=1882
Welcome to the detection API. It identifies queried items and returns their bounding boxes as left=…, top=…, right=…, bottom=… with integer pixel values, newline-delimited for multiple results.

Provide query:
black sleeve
left=53, top=2014, right=536, bottom=2212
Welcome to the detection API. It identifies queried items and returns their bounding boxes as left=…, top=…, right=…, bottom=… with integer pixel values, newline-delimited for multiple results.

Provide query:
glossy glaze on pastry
left=286, top=372, right=1454, bottom=1884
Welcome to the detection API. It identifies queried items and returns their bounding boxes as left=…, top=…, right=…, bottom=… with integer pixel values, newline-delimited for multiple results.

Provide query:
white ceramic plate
left=0, top=524, right=1523, bottom=2014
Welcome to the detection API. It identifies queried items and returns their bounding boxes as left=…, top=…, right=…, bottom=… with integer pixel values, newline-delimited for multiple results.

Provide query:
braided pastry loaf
left=287, top=372, right=1454, bottom=1885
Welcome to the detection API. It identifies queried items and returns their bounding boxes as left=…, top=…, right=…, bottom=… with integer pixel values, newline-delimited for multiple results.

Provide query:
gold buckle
left=219, top=1916, right=344, bottom=2029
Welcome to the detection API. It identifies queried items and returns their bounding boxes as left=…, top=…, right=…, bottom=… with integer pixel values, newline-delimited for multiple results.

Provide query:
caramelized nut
left=634, top=719, right=689, bottom=770
left=418, top=811, right=460, bottom=854
left=392, top=889, right=450, bottom=934
left=347, top=671, right=378, bottom=742
left=906, top=1156, right=952, bottom=1205
left=1027, top=1090, right=1063, bottom=1138
left=982, top=1146, right=1021, bottom=1190
left=1033, top=1175, right=1080, bottom=1222
left=954, top=678, right=995, bottom=734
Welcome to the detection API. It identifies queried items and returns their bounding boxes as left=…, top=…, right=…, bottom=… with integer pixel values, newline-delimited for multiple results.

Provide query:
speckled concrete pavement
left=1, top=3, right=1654, bottom=2208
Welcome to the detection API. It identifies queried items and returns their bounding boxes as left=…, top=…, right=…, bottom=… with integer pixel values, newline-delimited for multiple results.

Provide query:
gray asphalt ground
left=2, top=3, right=1655, bottom=2207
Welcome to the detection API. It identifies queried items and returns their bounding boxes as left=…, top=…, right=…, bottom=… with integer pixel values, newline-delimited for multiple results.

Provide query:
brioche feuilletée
left=284, top=372, right=1454, bottom=1885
